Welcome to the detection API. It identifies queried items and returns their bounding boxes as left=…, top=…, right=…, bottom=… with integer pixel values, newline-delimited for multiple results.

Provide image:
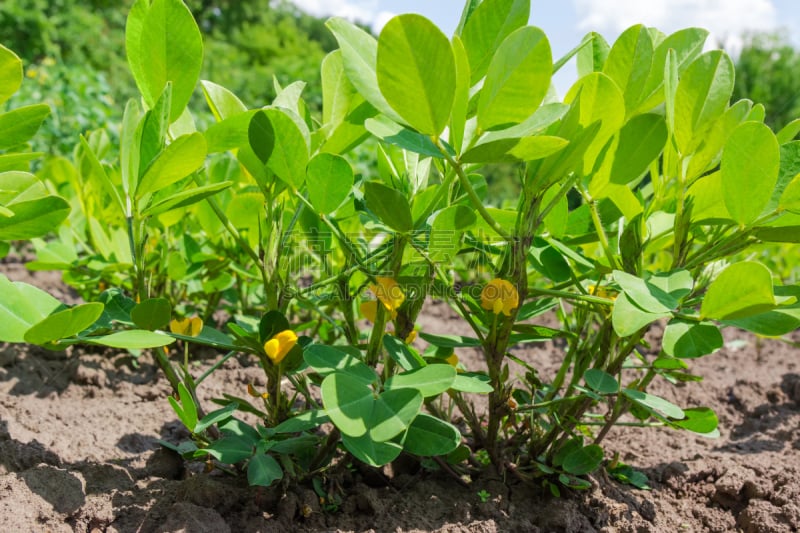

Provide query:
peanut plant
left=2, top=0, right=800, bottom=495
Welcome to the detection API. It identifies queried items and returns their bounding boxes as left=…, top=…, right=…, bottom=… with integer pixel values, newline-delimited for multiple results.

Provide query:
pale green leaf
left=376, top=14, right=455, bottom=135
left=721, top=121, right=780, bottom=225
left=477, top=26, right=552, bottom=130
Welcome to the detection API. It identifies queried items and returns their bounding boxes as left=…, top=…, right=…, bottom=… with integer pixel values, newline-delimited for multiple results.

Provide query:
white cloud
left=573, top=0, right=778, bottom=55
left=290, top=0, right=394, bottom=32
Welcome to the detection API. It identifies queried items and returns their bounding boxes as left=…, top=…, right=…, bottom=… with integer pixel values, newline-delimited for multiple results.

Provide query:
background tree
left=732, top=32, right=800, bottom=131
left=0, top=0, right=343, bottom=154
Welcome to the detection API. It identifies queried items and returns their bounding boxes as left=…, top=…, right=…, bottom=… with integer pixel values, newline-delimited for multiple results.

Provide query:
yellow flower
left=445, top=353, right=459, bottom=367
left=480, top=278, right=519, bottom=316
left=264, top=329, right=298, bottom=364
left=170, top=316, right=203, bottom=337
left=360, top=277, right=404, bottom=322
left=404, top=330, right=417, bottom=344
left=372, top=276, right=405, bottom=312
left=587, top=284, right=617, bottom=301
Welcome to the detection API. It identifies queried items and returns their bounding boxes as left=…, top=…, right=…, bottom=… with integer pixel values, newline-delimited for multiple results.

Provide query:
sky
left=291, top=0, right=800, bottom=93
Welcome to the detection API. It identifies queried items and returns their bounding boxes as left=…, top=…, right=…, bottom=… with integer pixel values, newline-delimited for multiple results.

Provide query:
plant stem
left=436, top=139, right=512, bottom=241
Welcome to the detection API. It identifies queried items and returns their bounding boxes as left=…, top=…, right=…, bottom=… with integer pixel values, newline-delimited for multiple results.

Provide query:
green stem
left=436, top=139, right=512, bottom=241
left=578, top=184, right=618, bottom=270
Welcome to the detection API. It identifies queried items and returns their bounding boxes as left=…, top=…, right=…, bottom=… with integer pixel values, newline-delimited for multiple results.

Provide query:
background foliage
left=0, top=0, right=348, bottom=155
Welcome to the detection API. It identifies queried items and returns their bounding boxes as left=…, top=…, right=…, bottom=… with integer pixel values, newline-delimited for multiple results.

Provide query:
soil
left=1, top=257, right=799, bottom=532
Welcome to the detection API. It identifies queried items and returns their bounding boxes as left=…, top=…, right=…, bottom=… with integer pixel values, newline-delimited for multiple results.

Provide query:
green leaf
left=609, top=114, right=667, bottom=185
left=460, top=0, right=530, bottom=84
left=205, top=435, right=253, bottom=464
left=451, top=373, right=494, bottom=393
left=169, top=326, right=238, bottom=351
left=720, top=122, right=780, bottom=226
left=662, top=319, right=723, bottom=358
left=203, top=110, right=256, bottom=153
left=0, top=153, right=40, bottom=173
left=86, top=330, right=175, bottom=349
left=306, top=153, right=354, bottom=214
left=0, top=274, right=62, bottom=343
left=429, top=204, right=477, bottom=262
left=686, top=99, right=751, bottom=181
left=176, top=381, right=198, bottom=431
left=383, top=335, right=426, bottom=371
left=248, top=454, right=283, bottom=487
left=321, top=373, right=374, bottom=437
left=364, top=115, right=442, bottom=158
left=0, top=104, right=50, bottom=149
left=304, top=344, right=377, bottom=385
left=126, top=0, right=203, bottom=122
left=577, top=32, right=610, bottom=77
left=142, top=181, right=232, bottom=217
left=583, top=369, right=619, bottom=394
left=78, top=136, right=124, bottom=214
left=248, top=109, right=308, bottom=189
left=461, top=136, right=568, bottom=164
left=194, top=403, right=237, bottom=434
left=201, top=80, right=247, bottom=121
left=673, top=51, right=734, bottom=154
left=137, top=133, right=207, bottom=197
left=603, top=25, right=654, bottom=113
left=700, top=262, right=776, bottom=320
left=636, top=28, right=709, bottom=114
left=777, top=118, right=800, bottom=145
left=723, top=307, right=800, bottom=337
left=613, top=270, right=674, bottom=313
left=23, top=303, right=104, bottom=345
left=341, top=433, right=402, bottom=467
left=611, top=293, right=671, bottom=337
left=273, top=410, right=330, bottom=433
left=418, top=332, right=481, bottom=348
left=672, top=407, right=718, bottom=434
left=364, top=181, right=412, bottom=232
left=477, top=26, right=551, bottom=130
left=0, top=196, right=70, bottom=241
left=450, top=36, right=470, bottom=153
left=0, top=44, right=22, bottom=106
left=623, top=389, right=684, bottom=419
left=384, top=365, right=457, bottom=398
left=562, top=444, right=604, bottom=475
left=780, top=175, right=800, bottom=214
left=321, top=50, right=353, bottom=127
left=325, top=18, right=403, bottom=124
left=120, top=99, right=142, bottom=197
left=130, top=298, right=171, bottom=331
left=403, top=413, right=461, bottom=456
left=564, top=73, right=625, bottom=176
left=376, top=14, right=455, bottom=135
left=370, top=388, right=422, bottom=442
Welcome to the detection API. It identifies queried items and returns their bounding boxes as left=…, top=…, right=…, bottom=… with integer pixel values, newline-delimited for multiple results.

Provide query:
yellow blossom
left=587, top=284, right=617, bottom=301
left=264, top=329, right=298, bottom=364
left=372, top=277, right=404, bottom=313
left=480, top=278, right=519, bottom=316
left=445, top=353, right=459, bottom=367
left=360, top=277, right=404, bottom=322
left=404, top=330, right=417, bottom=344
left=169, top=316, right=203, bottom=337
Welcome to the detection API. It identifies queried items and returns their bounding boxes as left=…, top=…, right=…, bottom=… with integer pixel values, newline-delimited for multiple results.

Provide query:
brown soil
left=1, top=257, right=799, bottom=532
